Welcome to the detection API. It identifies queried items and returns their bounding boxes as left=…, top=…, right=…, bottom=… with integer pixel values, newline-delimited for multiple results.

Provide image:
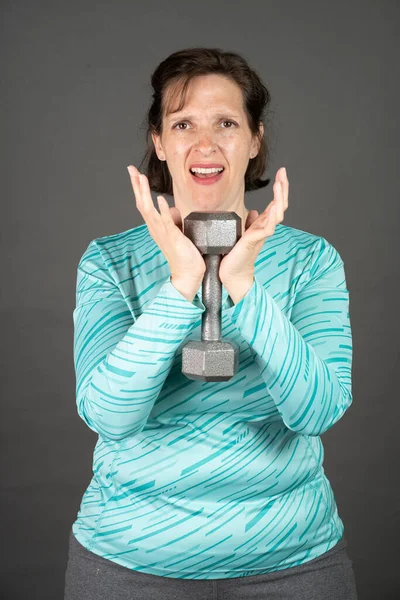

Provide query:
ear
left=151, top=131, right=164, bottom=160
left=250, top=121, right=264, bottom=157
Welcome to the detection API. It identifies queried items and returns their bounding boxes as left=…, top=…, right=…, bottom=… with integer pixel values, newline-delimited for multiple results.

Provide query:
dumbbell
left=181, top=211, right=242, bottom=382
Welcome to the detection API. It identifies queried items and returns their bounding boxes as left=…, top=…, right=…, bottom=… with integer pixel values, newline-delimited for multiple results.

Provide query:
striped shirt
left=71, top=221, right=353, bottom=579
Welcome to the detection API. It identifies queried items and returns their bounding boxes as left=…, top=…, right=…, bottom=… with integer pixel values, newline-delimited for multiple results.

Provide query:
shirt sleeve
left=73, top=240, right=205, bottom=441
left=223, top=237, right=353, bottom=436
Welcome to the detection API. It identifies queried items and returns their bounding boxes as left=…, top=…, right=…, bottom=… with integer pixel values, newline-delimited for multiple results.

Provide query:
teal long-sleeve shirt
left=71, top=221, right=353, bottom=579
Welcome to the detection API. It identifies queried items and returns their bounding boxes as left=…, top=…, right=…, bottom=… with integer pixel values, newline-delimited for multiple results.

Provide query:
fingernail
left=283, top=167, right=287, bottom=176
left=127, top=166, right=132, bottom=175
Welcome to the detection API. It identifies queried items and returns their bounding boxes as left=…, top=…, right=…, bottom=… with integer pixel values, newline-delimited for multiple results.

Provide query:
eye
left=172, top=120, right=238, bottom=130
left=173, top=121, right=189, bottom=130
left=221, top=120, right=237, bottom=128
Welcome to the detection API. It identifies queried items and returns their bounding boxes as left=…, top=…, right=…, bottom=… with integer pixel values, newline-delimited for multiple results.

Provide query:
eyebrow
left=167, top=113, right=241, bottom=121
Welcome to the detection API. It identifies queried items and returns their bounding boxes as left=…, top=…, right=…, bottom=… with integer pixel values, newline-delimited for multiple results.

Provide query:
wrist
left=222, top=275, right=254, bottom=305
left=170, top=276, right=202, bottom=303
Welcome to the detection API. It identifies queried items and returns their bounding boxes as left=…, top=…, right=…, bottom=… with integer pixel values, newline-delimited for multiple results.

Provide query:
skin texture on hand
left=127, top=165, right=207, bottom=282
left=219, top=166, right=289, bottom=285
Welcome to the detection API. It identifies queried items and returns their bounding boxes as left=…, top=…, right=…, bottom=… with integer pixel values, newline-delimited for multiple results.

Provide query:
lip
left=189, top=163, right=225, bottom=169
left=190, top=170, right=224, bottom=186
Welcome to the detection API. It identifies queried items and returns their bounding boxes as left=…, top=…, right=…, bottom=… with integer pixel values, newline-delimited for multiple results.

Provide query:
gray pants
left=64, top=529, right=358, bottom=599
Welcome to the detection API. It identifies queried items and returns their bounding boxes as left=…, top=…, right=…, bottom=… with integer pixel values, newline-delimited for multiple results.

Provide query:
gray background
left=1, top=0, right=399, bottom=598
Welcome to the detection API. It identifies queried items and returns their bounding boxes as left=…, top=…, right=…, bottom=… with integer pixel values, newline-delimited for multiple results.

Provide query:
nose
left=193, top=126, right=219, bottom=153
left=194, top=137, right=218, bottom=155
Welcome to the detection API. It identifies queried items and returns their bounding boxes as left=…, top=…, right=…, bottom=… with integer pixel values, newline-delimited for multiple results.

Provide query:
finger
left=259, top=197, right=276, bottom=222
left=273, top=181, right=284, bottom=222
left=127, top=166, right=144, bottom=209
left=137, top=173, right=157, bottom=216
left=277, top=181, right=284, bottom=220
left=244, top=215, right=274, bottom=246
left=273, top=171, right=283, bottom=218
left=157, top=196, right=175, bottom=228
left=279, top=178, right=287, bottom=218
left=278, top=167, right=289, bottom=210
left=260, top=202, right=278, bottom=237
left=128, top=168, right=166, bottom=244
left=247, top=204, right=274, bottom=238
left=128, top=167, right=158, bottom=220
left=284, top=179, right=289, bottom=210
left=265, top=202, right=277, bottom=230
left=169, top=206, right=183, bottom=230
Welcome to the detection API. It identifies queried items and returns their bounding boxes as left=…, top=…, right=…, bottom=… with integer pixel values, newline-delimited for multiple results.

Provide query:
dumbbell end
left=182, top=340, right=239, bottom=382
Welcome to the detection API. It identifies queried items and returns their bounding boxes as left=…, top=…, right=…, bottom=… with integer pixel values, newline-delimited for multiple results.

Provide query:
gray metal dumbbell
left=181, top=211, right=242, bottom=382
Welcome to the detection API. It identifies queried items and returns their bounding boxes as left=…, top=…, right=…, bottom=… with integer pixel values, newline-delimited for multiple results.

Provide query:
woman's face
left=152, top=74, right=263, bottom=220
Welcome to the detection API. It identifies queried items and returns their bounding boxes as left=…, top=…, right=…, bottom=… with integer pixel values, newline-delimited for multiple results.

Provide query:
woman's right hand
left=127, top=165, right=206, bottom=293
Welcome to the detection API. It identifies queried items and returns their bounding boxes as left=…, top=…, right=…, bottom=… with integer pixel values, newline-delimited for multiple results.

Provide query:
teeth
left=190, top=167, right=224, bottom=174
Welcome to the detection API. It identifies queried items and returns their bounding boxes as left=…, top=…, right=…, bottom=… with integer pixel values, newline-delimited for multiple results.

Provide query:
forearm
left=224, top=275, right=352, bottom=436
left=76, top=277, right=205, bottom=441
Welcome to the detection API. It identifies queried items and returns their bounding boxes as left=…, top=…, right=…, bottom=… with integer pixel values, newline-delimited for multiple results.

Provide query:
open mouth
left=189, top=168, right=225, bottom=185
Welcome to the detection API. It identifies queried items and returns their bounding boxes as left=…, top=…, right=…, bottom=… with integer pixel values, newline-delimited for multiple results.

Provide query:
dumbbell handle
left=201, top=254, right=222, bottom=342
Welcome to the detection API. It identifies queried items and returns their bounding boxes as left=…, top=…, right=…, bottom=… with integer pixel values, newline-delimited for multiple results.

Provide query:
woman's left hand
left=219, top=167, right=289, bottom=284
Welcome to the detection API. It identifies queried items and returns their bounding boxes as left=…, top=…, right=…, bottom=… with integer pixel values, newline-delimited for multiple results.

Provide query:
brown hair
left=138, top=47, right=274, bottom=195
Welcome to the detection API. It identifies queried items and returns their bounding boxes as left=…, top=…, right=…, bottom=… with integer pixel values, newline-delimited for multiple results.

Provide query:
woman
left=64, top=47, right=358, bottom=599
